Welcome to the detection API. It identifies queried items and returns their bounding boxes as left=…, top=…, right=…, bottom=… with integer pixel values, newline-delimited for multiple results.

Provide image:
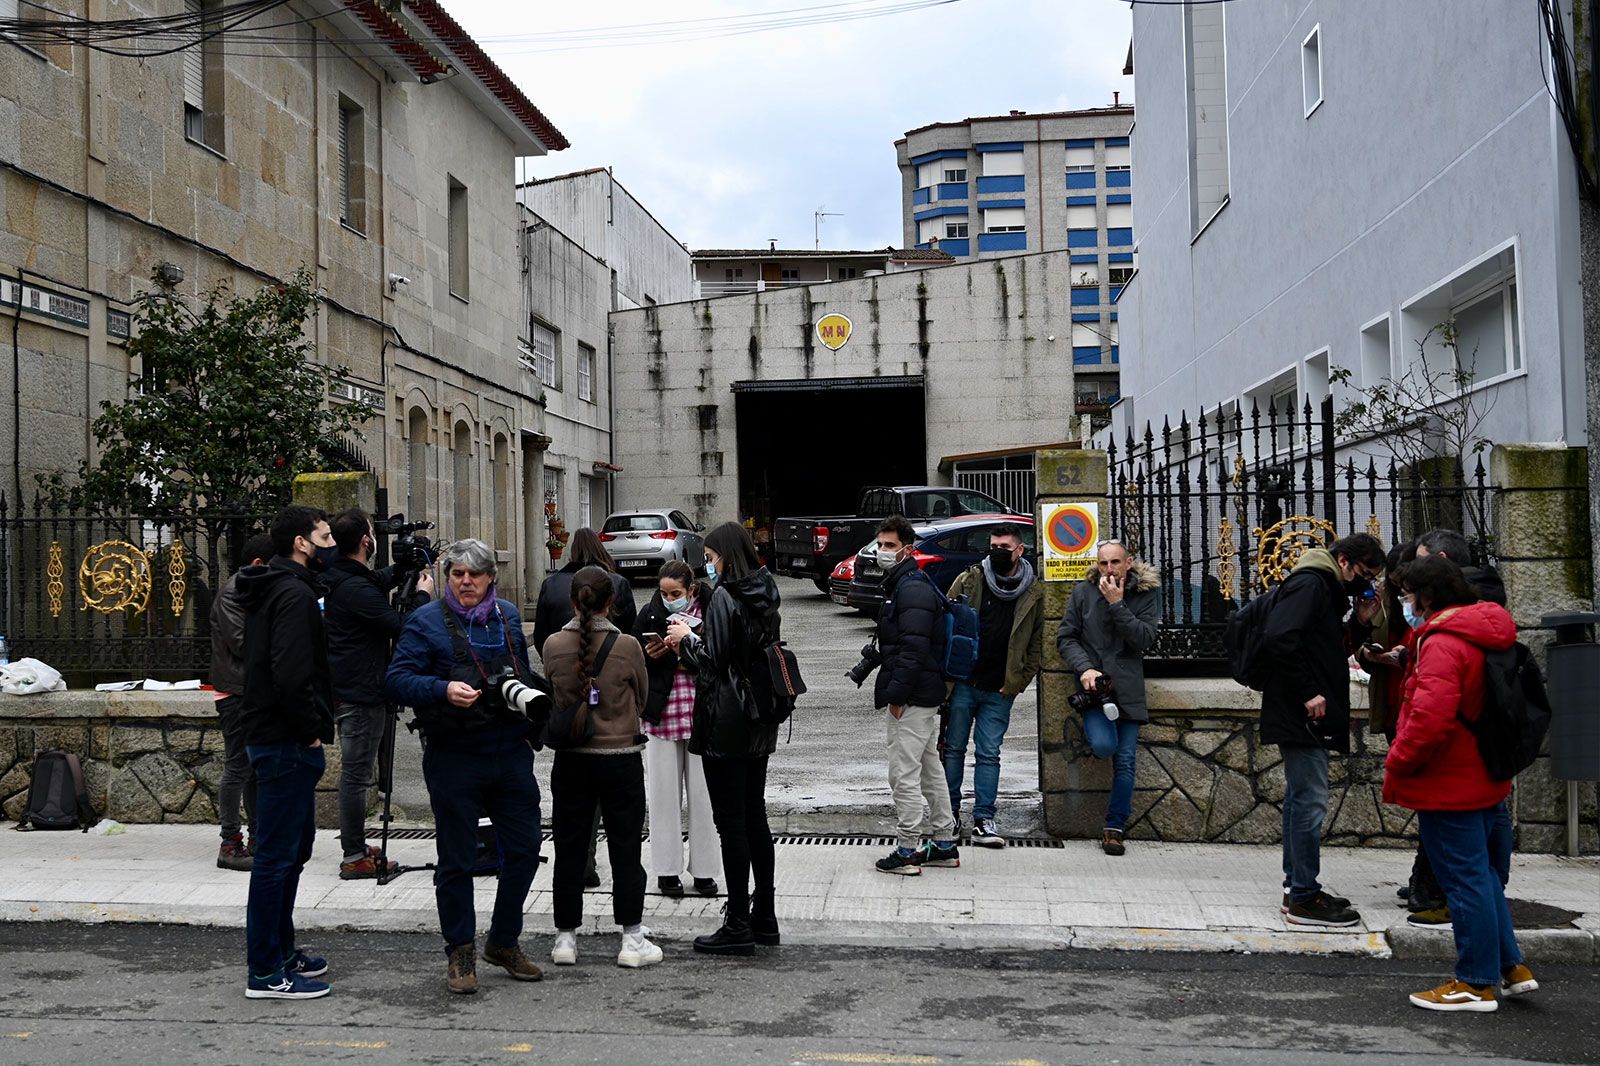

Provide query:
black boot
left=751, top=891, right=780, bottom=946
left=694, top=903, right=755, bottom=956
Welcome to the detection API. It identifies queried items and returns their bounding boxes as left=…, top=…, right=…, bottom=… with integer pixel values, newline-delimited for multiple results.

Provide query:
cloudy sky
left=449, top=0, right=1134, bottom=251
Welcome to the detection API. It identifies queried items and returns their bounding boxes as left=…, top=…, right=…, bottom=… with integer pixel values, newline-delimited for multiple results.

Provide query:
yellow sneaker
left=1409, top=979, right=1498, bottom=1012
left=1501, top=964, right=1539, bottom=998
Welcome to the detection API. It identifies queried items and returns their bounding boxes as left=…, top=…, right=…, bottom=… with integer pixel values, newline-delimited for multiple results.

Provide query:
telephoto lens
left=498, top=675, right=552, bottom=719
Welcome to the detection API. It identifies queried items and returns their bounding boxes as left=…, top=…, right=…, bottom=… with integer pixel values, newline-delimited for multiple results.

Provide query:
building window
left=1360, top=315, right=1392, bottom=386
left=182, top=0, right=224, bottom=152
left=983, top=206, right=1025, bottom=233
left=943, top=168, right=967, bottom=182
left=1074, top=264, right=1100, bottom=286
left=337, top=99, right=366, bottom=233
left=579, top=475, right=594, bottom=530
left=529, top=320, right=558, bottom=389
left=1064, top=144, right=1095, bottom=174
left=1402, top=244, right=1522, bottom=388
left=724, top=267, right=744, bottom=281
left=447, top=176, right=469, bottom=300
left=1105, top=143, right=1132, bottom=172
left=945, top=222, right=969, bottom=239
left=780, top=268, right=800, bottom=281
left=1071, top=322, right=1100, bottom=348
left=577, top=342, right=595, bottom=402
left=1065, top=204, right=1097, bottom=229
left=981, top=150, right=1025, bottom=177
left=1302, top=24, right=1323, bottom=117
left=1108, top=266, right=1134, bottom=286
left=837, top=267, right=859, bottom=280
left=1184, top=1, right=1231, bottom=235
left=452, top=422, right=474, bottom=542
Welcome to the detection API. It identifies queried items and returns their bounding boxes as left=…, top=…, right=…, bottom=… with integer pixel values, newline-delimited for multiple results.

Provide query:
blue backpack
left=917, top=570, right=980, bottom=682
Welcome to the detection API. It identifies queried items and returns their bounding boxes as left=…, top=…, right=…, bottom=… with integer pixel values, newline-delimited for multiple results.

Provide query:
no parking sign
left=1039, top=502, right=1099, bottom=582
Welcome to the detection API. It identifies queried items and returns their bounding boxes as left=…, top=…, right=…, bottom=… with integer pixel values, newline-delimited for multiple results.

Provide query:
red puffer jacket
left=1382, top=601, right=1516, bottom=812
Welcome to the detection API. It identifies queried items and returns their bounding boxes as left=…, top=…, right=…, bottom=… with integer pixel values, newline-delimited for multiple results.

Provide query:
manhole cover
left=1507, top=898, right=1581, bottom=929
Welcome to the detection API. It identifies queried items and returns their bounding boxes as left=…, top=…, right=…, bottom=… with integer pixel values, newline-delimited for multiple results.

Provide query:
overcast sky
left=449, top=0, right=1134, bottom=251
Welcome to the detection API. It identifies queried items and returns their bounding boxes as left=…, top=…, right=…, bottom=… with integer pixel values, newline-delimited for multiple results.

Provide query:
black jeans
left=215, top=695, right=256, bottom=841
left=335, top=701, right=385, bottom=861
left=701, top=754, right=775, bottom=920
left=551, top=751, right=647, bottom=930
left=422, top=736, right=543, bottom=953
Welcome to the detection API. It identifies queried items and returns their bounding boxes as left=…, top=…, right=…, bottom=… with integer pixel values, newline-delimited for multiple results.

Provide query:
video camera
left=373, top=513, right=435, bottom=575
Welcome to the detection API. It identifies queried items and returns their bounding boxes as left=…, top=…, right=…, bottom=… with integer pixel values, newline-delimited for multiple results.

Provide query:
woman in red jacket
left=1383, top=555, right=1537, bottom=1013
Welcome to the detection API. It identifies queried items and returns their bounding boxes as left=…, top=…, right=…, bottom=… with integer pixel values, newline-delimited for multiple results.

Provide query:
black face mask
left=311, top=544, right=338, bottom=573
left=1344, top=576, right=1373, bottom=596
left=987, top=547, right=1016, bottom=574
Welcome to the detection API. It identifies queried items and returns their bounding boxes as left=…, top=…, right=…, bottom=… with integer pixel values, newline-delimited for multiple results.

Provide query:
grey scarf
left=982, top=556, right=1035, bottom=601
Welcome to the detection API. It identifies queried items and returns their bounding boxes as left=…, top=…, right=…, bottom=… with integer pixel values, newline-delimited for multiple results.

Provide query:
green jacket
left=947, top=563, right=1045, bottom=696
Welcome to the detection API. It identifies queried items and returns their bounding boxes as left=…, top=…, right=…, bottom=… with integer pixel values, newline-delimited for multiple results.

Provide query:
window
left=406, top=408, right=430, bottom=519
left=1074, top=265, right=1100, bottom=286
left=579, top=476, right=594, bottom=530
left=453, top=422, right=474, bottom=541
left=577, top=342, right=595, bottom=403
left=1184, top=1, right=1230, bottom=235
left=916, top=160, right=944, bottom=187
left=1105, top=143, right=1131, bottom=172
left=943, top=168, right=967, bottom=182
left=981, top=151, right=1025, bottom=177
left=837, top=267, right=859, bottom=280
left=447, top=176, right=469, bottom=300
left=1108, top=266, right=1134, bottom=286
left=983, top=207, right=1025, bottom=233
left=1304, top=348, right=1331, bottom=406
left=1360, top=315, right=1392, bottom=386
left=945, top=222, right=969, bottom=239
left=181, top=0, right=224, bottom=152
left=529, top=320, right=558, bottom=388
left=1245, top=368, right=1300, bottom=426
left=724, top=268, right=744, bottom=281
left=492, top=435, right=511, bottom=552
left=337, top=99, right=366, bottom=233
left=780, top=268, right=800, bottom=282
left=1401, top=243, right=1522, bottom=387
left=1065, top=204, right=1097, bottom=229
left=1302, top=25, right=1323, bottom=117
left=1065, top=145, right=1095, bottom=173
left=603, top=514, right=668, bottom=533
left=1071, top=321, right=1100, bottom=347
left=1106, top=202, right=1133, bottom=230
left=1076, top=377, right=1119, bottom=405
left=955, top=491, right=1001, bottom=514
left=669, top=510, right=694, bottom=531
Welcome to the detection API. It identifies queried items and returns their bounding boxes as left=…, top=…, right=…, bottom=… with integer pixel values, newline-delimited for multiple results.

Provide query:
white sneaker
left=551, top=930, right=577, bottom=966
left=971, top=819, right=1008, bottom=848
left=617, top=931, right=663, bottom=969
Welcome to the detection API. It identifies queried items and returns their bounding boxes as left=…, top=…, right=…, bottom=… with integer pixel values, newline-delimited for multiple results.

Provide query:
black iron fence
left=1105, top=396, right=1494, bottom=668
left=0, top=495, right=273, bottom=685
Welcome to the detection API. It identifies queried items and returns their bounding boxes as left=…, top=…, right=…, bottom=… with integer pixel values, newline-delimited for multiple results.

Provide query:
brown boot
left=483, top=941, right=543, bottom=981
left=447, top=943, right=478, bottom=994
left=1101, top=829, right=1126, bottom=856
left=217, top=838, right=253, bottom=872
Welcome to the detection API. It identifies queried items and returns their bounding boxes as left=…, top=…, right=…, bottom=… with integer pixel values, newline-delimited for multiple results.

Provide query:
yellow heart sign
left=816, top=313, right=852, bottom=352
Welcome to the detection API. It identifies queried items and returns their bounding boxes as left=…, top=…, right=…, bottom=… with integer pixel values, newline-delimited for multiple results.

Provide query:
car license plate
left=620, top=559, right=648, bottom=568
left=830, top=593, right=849, bottom=605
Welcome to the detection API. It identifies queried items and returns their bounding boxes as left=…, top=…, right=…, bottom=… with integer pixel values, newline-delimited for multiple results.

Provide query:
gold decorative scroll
left=1120, top=480, right=1143, bottom=558
left=46, top=542, right=65, bottom=618
left=167, top=542, right=187, bottom=617
left=1216, top=516, right=1237, bottom=602
left=1253, top=516, right=1336, bottom=590
left=79, top=540, right=153, bottom=615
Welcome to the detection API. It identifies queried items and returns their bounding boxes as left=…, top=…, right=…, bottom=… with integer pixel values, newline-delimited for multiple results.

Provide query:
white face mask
left=876, top=546, right=902, bottom=569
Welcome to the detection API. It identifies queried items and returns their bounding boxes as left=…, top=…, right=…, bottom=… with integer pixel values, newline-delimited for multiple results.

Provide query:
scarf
left=982, top=556, right=1035, bottom=602
left=444, top=580, right=499, bottom=626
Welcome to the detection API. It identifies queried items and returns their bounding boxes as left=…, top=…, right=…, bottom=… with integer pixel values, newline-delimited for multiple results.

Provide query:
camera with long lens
left=1067, top=675, right=1122, bottom=721
left=484, top=665, right=553, bottom=721
left=846, top=639, right=883, bottom=688
left=373, top=513, right=436, bottom=575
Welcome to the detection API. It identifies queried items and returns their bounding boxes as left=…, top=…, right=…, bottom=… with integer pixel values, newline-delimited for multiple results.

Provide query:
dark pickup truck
left=773, top=485, right=1017, bottom=590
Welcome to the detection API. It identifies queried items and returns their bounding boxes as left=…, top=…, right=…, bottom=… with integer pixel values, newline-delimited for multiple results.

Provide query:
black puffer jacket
left=532, top=562, right=637, bottom=656
left=679, top=569, right=781, bottom=759
left=634, top=590, right=707, bottom=725
left=236, top=558, right=335, bottom=747
left=322, top=558, right=429, bottom=705
left=874, top=559, right=948, bottom=710
left=1258, top=549, right=1372, bottom=753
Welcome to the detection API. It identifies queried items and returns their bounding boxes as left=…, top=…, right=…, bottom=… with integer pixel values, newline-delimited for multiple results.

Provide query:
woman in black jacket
left=532, top=528, right=637, bottom=657
left=666, top=522, right=781, bottom=957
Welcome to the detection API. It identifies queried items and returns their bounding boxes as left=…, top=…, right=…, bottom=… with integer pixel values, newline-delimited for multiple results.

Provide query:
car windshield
left=603, top=514, right=668, bottom=533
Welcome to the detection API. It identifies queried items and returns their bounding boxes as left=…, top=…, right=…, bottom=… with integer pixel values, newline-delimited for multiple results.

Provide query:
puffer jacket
left=679, top=568, right=782, bottom=759
left=874, top=558, right=949, bottom=710
left=1382, top=601, right=1517, bottom=812
left=542, top=619, right=649, bottom=752
left=1055, top=560, right=1162, bottom=721
left=947, top=561, right=1044, bottom=696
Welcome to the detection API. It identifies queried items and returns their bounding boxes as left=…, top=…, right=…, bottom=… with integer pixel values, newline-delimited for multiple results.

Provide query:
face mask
left=311, top=544, right=338, bottom=572
left=987, top=547, right=1015, bottom=573
left=704, top=561, right=719, bottom=586
left=663, top=596, right=689, bottom=614
left=1401, top=601, right=1422, bottom=629
left=876, top=547, right=902, bottom=570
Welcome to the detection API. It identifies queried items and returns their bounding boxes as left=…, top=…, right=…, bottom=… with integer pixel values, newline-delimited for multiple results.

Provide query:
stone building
left=0, top=0, right=566, bottom=605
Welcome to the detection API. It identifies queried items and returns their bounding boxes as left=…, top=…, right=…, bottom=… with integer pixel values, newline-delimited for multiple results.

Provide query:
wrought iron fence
left=0, top=495, right=274, bottom=685
left=1105, top=396, right=1494, bottom=668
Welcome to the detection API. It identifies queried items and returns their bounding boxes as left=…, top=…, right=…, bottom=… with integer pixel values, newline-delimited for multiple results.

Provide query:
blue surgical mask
left=704, top=561, right=718, bottom=586
left=663, top=596, right=689, bottom=614
left=1401, top=601, right=1422, bottom=629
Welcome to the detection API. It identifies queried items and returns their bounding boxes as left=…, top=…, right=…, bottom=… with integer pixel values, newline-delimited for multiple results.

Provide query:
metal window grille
left=337, top=107, right=352, bottom=224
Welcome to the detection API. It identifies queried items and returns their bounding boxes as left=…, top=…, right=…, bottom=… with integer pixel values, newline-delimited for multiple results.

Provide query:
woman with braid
left=541, top=566, right=657, bottom=968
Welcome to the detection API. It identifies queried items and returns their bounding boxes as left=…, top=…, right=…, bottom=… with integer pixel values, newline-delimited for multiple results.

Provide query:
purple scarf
left=444, top=581, right=499, bottom=626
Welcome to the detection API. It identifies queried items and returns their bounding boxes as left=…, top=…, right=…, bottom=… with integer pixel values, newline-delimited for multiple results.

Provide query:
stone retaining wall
left=0, top=691, right=358, bottom=828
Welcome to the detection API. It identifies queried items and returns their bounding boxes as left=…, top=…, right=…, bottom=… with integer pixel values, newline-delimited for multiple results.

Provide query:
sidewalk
left=2, top=823, right=1595, bottom=962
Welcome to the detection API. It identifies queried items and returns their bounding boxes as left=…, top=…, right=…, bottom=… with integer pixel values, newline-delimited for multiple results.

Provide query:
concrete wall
left=608, top=251, right=1081, bottom=525
left=1117, top=0, right=1586, bottom=451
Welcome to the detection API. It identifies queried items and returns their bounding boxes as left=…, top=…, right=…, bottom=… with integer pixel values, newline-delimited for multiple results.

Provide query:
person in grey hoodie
left=1056, top=540, right=1161, bottom=856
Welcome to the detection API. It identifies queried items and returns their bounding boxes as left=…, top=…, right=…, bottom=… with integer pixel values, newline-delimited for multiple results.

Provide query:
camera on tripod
left=1067, top=675, right=1122, bottom=721
left=373, top=513, right=436, bottom=574
left=846, top=639, right=882, bottom=688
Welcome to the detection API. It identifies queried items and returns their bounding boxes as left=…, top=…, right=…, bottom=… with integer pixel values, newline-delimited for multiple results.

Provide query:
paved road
left=386, top=576, right=1042, bottom=834
left=1, top=922, right=1593, bottom=1065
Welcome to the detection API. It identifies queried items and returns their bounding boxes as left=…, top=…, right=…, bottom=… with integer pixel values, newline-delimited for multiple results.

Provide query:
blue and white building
left=896, top=105, right=1137, bottom=407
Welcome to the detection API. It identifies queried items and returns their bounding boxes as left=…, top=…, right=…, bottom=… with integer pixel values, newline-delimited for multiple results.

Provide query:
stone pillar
left=1036, top=448, right=1112, bottom=837
left=291, top=471, right=378, bottom=516
left=1492, top=444, right=1597, bottom=854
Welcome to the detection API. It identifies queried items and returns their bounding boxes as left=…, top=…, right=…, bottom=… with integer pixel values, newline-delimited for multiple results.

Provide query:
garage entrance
left=733, top=375, right=926, bottom=533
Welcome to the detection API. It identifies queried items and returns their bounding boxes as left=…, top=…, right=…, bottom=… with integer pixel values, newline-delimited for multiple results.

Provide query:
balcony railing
left=697, top=278, right=833, bottom=297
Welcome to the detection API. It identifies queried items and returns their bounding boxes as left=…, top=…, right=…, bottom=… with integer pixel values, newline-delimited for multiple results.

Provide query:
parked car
left=828, top=552, right=860, bottom=607
left=774, top=485, right=1018, bottom=592
left=847, top=514, right=1037, bottom=615
left=599, top=509, right=706, bottom=579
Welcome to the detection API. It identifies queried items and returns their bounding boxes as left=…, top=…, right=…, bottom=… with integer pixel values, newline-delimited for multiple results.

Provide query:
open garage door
left=733, top=375, right=926, bottom=534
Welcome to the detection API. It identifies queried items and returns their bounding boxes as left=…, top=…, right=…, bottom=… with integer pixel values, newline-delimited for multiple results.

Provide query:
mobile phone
left=642, top=632, right=664, bottom=642
left=1362, top=643, right=1386, bottom=656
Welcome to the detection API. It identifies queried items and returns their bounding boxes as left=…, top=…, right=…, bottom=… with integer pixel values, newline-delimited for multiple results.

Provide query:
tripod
left=375, top=569, right=433, bottom=886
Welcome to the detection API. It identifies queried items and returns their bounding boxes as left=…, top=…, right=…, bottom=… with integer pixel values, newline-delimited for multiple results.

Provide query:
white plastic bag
left=0, top=657, right=67, bottom=695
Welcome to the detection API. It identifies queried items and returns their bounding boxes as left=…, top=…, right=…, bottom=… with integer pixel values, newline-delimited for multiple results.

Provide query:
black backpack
left=1454, top=641, right=1552, bottom=781
left=745, top=637, right=806, bottom=726
left=1223, top=586, right=1280, bottom=690
left=21, top=751, right=96, bottom=832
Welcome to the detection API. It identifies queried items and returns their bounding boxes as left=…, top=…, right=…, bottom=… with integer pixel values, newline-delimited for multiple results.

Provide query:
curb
left=1385, top=923, right=1599, bottom=965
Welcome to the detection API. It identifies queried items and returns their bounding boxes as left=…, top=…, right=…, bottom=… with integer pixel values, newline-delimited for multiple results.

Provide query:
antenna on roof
left=814, top=206, right=843, bottom=250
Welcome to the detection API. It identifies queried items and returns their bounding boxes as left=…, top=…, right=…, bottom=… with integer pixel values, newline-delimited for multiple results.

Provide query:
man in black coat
left=236, top=505, right=336, bottom=1000
left=323, top=509, right=434, bottom=879
left=871, top=516, right=959, bottom=876
left=1258, top=532, right=1384, bottom=930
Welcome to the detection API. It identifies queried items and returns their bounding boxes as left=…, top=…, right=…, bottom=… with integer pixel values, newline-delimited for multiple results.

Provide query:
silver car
left=600, top=509, right=706, bottom=579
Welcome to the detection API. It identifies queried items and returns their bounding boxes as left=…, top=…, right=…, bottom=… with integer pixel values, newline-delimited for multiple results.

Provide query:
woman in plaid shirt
left=635, top=560, right=722, bottom=899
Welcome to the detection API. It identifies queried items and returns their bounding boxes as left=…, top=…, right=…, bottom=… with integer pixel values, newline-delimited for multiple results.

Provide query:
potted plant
left=546, top=515, right=569, bottom=562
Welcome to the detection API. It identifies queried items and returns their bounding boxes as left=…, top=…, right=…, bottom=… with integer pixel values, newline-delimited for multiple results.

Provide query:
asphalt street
left=0, top=922, right=1595, bottom=1065
left=386, top=575, right=1042, bottom=834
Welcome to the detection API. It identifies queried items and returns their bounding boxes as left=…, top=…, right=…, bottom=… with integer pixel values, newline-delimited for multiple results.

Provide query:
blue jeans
left=1082, top=710, right=1141, bottom=831
left=1420, top=807, right=1524, bottom=986
left=943, top=684, right=1015, bottom=822
left=245, top=741, right=324, bottom=977
left=1280, top=745, right=1329, bottom=903
left=422, top=735, right=543, bottom=953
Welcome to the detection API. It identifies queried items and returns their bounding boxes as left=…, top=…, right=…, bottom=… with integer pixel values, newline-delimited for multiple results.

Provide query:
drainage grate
left=371, top=828, right=1065, bottom=849
left=773, top=834, right=896, bottom=847
left=368, top=828, right=554, bottom=842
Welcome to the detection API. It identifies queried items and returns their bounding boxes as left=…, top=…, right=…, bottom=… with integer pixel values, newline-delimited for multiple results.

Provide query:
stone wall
left=0, top=692, right=359, bottom=828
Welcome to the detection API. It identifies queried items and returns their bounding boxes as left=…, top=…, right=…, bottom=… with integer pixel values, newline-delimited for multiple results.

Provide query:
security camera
left=387, top=273, right=411, bottom=293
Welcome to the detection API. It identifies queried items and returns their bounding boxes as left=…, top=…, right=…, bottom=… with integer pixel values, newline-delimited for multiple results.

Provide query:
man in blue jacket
left=871, top=516, right=960, bottom=875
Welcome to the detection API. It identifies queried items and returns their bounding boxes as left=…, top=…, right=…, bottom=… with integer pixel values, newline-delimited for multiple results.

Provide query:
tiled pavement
left=2, top=823, right=1595, bottom=961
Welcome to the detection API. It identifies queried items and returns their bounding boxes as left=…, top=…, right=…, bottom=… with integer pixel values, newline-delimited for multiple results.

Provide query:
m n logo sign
left=815, top=313, right=852, bottom=351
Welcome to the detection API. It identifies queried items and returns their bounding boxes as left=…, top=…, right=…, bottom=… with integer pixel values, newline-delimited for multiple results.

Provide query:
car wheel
left=812, top=577, right=829, bottom=594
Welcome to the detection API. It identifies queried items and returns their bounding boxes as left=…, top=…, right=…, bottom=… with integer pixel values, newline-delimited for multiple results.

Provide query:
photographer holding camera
left=323, top=509, right=434, bottom=880
left=1056, top=540, right=1161, bottom=857
left=386, top=539, right=549, bottom=994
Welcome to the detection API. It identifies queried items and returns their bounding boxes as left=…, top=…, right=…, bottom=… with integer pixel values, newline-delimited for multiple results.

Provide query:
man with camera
left=942, top=522, right=1043, bottom=848
left=386, top=539, right=549, bottom=994
left=867, top=516, right=960, bottom=876
left=323, top=509, right=434, bottom=879
left=1057, top=540, right=1162, bottom=857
